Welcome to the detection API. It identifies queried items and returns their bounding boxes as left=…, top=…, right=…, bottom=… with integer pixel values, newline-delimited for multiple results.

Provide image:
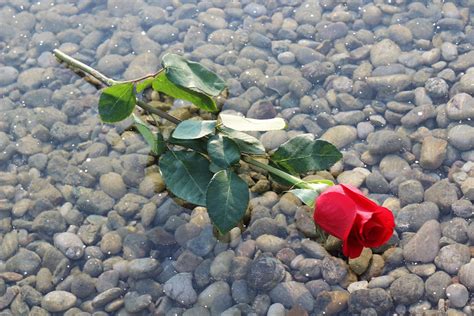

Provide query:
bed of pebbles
left=0, top=0, right=473, bottom=315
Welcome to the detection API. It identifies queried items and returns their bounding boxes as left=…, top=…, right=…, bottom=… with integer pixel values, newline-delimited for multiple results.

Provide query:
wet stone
left=446, top=283, right=469, bottom=308
left=247, top=256, right=285, bottom=291
left=424, top=180, right=459, bottom=214
left=5, top=248, right=41, bottom=275
left=321, top=256, right=348, bottom=285
left=434, top=244, right=470, bottom=274
left=197, top=281, right=232, bottom=314
left=269, top=281, right=314, bottom=312
left=389, top=274, right=424, bottom=305
left=348, top=288, right=393, bottom=315
left=124, top=292, right=152, bottom=313
left=163, top=273, right=197, bottom=306
left=425, top=271, right=451, bottom=303
left=403, top=220, right=441, bottom=263
left=41, top=291, right=77, bottom=313
left=54, top=232, right=85, bottom=260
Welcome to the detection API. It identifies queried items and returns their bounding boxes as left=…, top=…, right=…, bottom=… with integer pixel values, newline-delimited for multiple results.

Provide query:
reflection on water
left=0, top=0, right=473, bottom=315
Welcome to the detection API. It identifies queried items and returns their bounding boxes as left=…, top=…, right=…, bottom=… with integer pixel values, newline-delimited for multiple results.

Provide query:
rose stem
left=52, top=49, right=309, bottom=188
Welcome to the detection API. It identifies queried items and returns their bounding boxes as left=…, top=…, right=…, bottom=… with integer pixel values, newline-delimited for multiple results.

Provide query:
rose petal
left=342, top=225, right=364, bottom=258
left=360, top=207, right=395, bottom=248
left=340, top=184, right=380, bottom=215
left=314, top=191, right=357, bottom=240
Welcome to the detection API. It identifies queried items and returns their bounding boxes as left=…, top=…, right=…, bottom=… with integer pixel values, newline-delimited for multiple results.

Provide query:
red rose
left=313, top=184, right=395, bottom=258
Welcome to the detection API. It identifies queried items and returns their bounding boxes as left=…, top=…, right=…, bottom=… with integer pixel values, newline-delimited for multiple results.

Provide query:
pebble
left=100, top=172, right=127, bottom=199
left=446, top=93, right=474, bottom=121
left=396, top=202, right=440, bottom=233
left=370, top=39, right=401, bottom=67
left=54, top=232, right=85, bottom=260
left=0, top=66, right=18, bottom=86
left=5, top=248, right=41, bottom=275
left=446, top=283, right=469, bottom=308
left=434, top=244, right=471, bottom=274
left=389, top=274, right=425, bottom=305
left=398, top=180, right=424, bottom=206
left=348, top=288, right=393, bottom=315
left=267, top=303, right=285, bottom=316
left=320, top=125, right=357, bottom=149
left=403, top=220, right=441, bottom=263
left=197, top=281, right=232, bottom=314
left=164, top=273, right=197, bottom=306
left=379, top=155, right=410, bottom=181
left=128, top=258, right=161, bottom=279
left=420, top=136, right=448, bottom=170
left=425, top=271, right=451, bottom=303
left=424, top=180, right=459, bottom=214
left=269, top=281, right=313, bottom=312
left=246, top=256, right=285, bottom=291
left=41, top=291, right=77, bottom=312
left=210, top=250, right=234, bottom=281
left=448, top=125, right=474, bottom=151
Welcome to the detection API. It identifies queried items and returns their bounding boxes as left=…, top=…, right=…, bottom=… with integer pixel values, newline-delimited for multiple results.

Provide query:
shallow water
left=0, top=0, right=473, bottom=315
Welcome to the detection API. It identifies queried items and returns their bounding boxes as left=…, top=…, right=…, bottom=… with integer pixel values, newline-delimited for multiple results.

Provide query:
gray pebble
left=6, top=248, right=41, bottom=275
left=448, top=125, right=474, bottom=151
left=247, top=256, right=285, bottom=291
left=41, top=291, right=77, bottom=313
left=0, top=66, right=19, bottom=87
left=398, top=180, right=424, bottom=206
left=389, top=274, right=424, bottom=305
left=403, top=220, right=440, bottom=263
left=425, top=271, right=451, bottom=303
left=54, top=232, right=85, bottom=260
left=100, top=172, right=127, bottom=199
left=396, top=202, right=439, bottom=233
left=269, top=281, right=314, bottom=312
left=446, top=283, right=469, bottom=308
left=164, top=273, right=197, bottom=306
left=434, top=244, right=470, bottom=274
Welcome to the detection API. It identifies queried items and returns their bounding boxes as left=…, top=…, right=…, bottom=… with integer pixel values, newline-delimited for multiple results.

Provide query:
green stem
left=52, top=49, right=182, bottom=125
left=53, top=49, right=324, bottom=193
left=242, top=156, right=311, bottom=190
left=53, top=49, right=119, bottom=86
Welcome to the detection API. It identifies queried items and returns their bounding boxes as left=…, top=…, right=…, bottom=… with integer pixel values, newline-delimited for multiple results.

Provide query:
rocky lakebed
left=0, top=0, right=473, bottom=315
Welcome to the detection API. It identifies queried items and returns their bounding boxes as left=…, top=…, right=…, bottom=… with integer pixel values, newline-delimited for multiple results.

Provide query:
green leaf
left=172, top=120, right=216, bottom=139
left=162, top=53, right=226, bottom=96
left=207, top=135, right=241, bottom=168
left=152, top=72, right=217, bottom=112
left=136, top=78, right=154, bottom=93
left=98, top=83, right=136, bottom=123
left=271, top=134, right=342, bottom=175
left=219, top=127, right=266, bottom=155
left=132, top=114, right=165, bottom=156
left=287, top=189, right=319, bottom=208
left=206, top=170, right=249, bottom=234
left=159, top=151, right=213, bottom=206
left=168, top=137, right=208, bottom=154
left=219, top=114, right=286, bottom=131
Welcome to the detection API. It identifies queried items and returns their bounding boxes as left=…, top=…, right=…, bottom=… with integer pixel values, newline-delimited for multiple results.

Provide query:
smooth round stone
left=210, top=250, right=234, bottom=281
left=277, top=52, right=296, bottom=64
left=41, top=291, right=77, bottom=312
left=389, top=274, right=424, bottom=304
left=0, top=66, right=18, bottom=86
left=379, top=155, right=410, bottom=181
left=100, top=172, right=127, bottom=199
left=256, top=235, right=287, bottom=253
left=320, top=125, right=357, bottom=149
left=434, top=244, right=470, bottom=274
left=446, top=284, right=469, bottom=308
left=54, top=232, right=85, bottom=260
left=267, top=303, right=285, bottom=316
left=164, top=273, right=197, bottom=306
